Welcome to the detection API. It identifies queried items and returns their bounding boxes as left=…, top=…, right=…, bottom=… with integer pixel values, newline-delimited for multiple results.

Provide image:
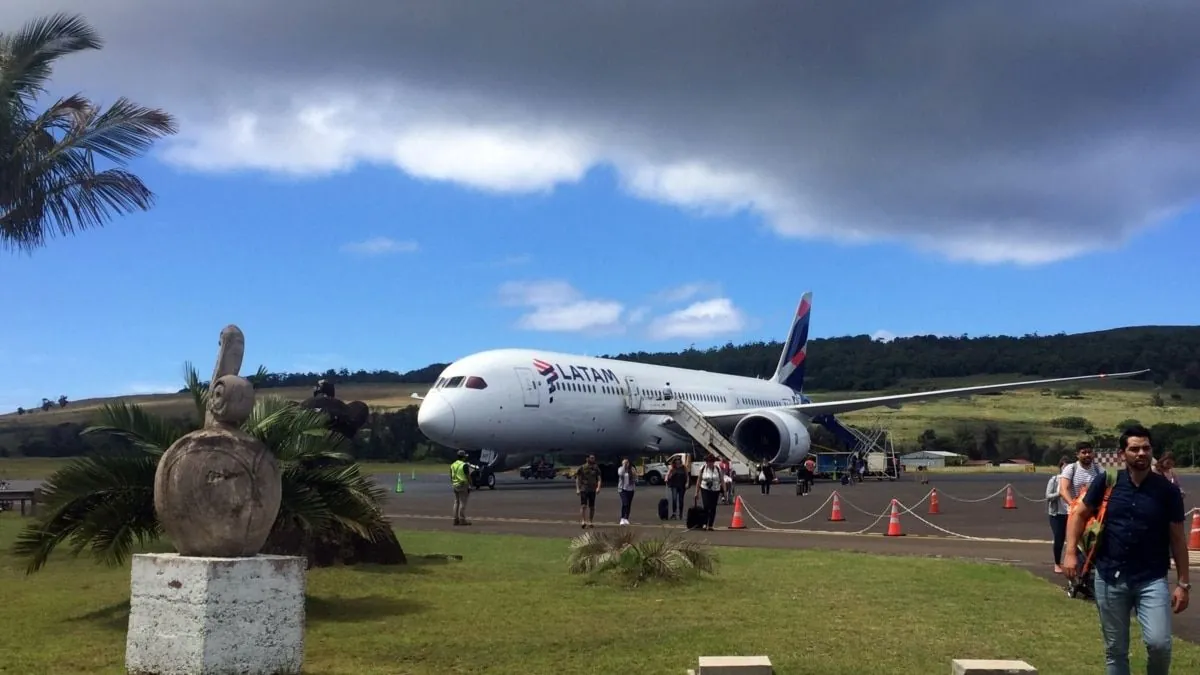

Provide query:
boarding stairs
left=843, top=418, right=900, bottom=477
left=627, top=396, right=759, bottom=469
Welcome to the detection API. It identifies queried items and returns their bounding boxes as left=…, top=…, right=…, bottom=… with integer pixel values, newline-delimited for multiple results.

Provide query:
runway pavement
left=383, top=470, right=1200, bottom=642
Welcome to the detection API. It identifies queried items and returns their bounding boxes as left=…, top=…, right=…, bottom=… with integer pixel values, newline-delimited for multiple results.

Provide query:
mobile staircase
left=626, top=395, right=760, bottom=469
left=845, top=417, right=900, bottom=479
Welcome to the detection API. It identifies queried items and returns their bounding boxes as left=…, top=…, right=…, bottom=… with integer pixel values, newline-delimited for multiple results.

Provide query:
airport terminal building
left=898, top=450, right=967, bottom=469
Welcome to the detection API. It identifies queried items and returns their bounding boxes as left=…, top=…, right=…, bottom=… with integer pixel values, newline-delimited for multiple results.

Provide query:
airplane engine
left=731, top=411, right=811, bottom=466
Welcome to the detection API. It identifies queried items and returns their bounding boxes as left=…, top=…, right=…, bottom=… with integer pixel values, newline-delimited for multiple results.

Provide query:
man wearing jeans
left=1064, top=425, right=1190, bottom=675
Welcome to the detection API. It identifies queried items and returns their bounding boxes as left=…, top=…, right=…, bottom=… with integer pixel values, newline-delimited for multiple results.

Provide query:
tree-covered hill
left=249, top=325, right=1200, bottom=392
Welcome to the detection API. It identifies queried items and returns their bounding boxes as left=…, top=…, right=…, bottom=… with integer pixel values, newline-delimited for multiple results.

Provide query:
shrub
left=566, top=528, right=717, bottom=588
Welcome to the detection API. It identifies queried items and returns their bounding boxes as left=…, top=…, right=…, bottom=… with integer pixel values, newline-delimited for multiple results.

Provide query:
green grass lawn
left=0, top=516, right=1196, bottom=674
left=0, top=457, right=448, bottom=481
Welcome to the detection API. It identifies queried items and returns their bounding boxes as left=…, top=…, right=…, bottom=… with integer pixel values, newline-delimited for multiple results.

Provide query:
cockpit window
left=446, top=376, right=465, bottom=388
left=464, top=376, right=488, bottom=390
left=435, top=377, right=446, bottom=388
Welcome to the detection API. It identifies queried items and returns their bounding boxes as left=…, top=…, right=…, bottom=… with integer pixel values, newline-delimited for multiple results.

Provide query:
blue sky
left=3, top=2, right=1200, bottom=411
left=3, top=157, right=1196, bottom=411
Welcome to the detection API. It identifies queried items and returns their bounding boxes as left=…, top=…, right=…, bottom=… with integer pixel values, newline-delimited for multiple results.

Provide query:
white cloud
left=648, top=298, right=747, bottom=341
left=340, top=237, right=419, bottom=256
left=163, top=100, right=596, bottom=193
left=11, top=2, right=1198, bottom=264
left=626, top=306, right=651, bottom=324
left=654, top=282, right=723, bottom=304
left=497, top=280, right=625, bottom=333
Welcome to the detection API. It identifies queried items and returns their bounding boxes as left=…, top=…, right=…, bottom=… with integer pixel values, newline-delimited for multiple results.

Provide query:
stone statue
left=298, top=381, right=370, bottom=439
left=153, top=325, right=283, bottom=557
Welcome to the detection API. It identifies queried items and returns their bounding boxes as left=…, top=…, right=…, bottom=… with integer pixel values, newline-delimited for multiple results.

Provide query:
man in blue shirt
left=1064, top=425, right=1190, bottom=675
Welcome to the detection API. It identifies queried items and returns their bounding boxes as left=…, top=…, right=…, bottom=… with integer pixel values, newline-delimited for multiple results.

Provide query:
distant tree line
left=7, top=403, right=1199, bottom=470
left=5, top=326, right=1199, bottom=465
left=225, top=326, right=1200, bottom=393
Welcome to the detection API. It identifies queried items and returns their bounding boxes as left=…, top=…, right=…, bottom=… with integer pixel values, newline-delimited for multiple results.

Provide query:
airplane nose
left=417, top=394, right=456, bottom=442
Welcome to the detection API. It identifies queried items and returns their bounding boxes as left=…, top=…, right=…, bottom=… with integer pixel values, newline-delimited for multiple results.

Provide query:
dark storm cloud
left=6, top=1, right=1200, bottom=262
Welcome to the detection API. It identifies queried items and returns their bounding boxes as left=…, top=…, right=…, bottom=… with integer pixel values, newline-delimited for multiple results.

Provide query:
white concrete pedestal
left=125, top=553, right=306, bottom=675
left=951, top=659, right=1037, bottom=675
left=686, top=655, right=774, bottom=674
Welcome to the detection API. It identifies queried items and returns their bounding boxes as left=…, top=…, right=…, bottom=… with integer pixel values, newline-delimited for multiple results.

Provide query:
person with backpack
left=1059, top=440, right=1100, bottom=509
left=1046, top=456, right=1072, bottom=574
left=1064, top=425, right=1190, bottom=675
left=665, top=457, right=689, bottom=520
left=693, top=454, right=725, bottom=531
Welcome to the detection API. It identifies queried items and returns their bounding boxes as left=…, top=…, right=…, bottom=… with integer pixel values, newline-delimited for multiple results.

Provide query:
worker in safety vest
left=450, top=450, right=472, bottom=526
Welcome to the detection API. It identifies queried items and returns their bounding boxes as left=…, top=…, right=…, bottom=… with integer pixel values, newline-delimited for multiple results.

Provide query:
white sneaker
left=619, top=518, right=629, bottom=525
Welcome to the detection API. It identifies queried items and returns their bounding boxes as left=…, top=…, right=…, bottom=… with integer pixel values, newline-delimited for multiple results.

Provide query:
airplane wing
left=697, top=369, right=1151, bottom=424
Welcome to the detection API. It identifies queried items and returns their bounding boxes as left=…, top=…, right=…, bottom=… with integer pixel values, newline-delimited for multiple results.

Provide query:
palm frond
left=80, top=401, right=188, bottom=455
left=0, top=13, right=102, bottom=115
left=277, top=463, right=388, bottom=540
left=11, top=453, right=159, bottom=574
left=181, top=361, right=206, bottom=421
left=243, top=396, right=353, bottom=466
left=0, top=13, right=177, bottom=254
left=57, top=96, right=176, bottom=164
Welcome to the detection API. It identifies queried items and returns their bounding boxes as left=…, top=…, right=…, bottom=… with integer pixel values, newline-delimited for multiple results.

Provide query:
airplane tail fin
left=772, top=291, right=812, bottom=392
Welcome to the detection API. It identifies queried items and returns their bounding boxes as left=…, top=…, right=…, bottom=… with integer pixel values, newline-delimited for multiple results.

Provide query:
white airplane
left=416, top=292, right=1149, bottom=473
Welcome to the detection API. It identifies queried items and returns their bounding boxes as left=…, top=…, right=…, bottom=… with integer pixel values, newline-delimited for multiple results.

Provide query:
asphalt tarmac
left=383, top=470, right=1200, bottom=643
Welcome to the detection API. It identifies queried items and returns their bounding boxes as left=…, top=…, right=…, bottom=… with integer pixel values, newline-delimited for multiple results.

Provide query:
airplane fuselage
left=414, top=293, right=1147, bottom=474
left=417, top=348, right=809, bottom=469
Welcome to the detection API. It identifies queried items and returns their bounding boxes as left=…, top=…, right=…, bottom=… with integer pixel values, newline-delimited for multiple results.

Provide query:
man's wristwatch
left=1178, top=581, right=1192, bottom=591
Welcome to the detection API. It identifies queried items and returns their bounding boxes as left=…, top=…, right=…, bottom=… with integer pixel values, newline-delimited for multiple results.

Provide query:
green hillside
left=3, top=325, right=1198, bottom=466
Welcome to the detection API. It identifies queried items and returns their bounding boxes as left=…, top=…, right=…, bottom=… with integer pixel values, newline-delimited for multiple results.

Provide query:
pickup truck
left=640, top=452, right=755, bottom=486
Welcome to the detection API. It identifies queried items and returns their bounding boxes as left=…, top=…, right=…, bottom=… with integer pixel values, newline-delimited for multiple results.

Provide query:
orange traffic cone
left=929, top=488, right=940, bottom=515
left=1188, top=512, right=1200, bottom=551
left=829, top=492, right=845, bottom=522
left=1003, top=485, right=1017, bottom=510
left=885, top=499, right=904, bottom=537
left=729, top=496, right=746, bottom=530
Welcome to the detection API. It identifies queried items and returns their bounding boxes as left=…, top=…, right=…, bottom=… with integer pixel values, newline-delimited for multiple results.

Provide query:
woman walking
left=617, top=458, right=637, bottom=525
left=1046, top=456, right=1071, bottom=574
left=757, top=461, right=776, bottom=494
left=694, top=454, right=725, bottom=531
left=1155, top=451, right=1185, bottom=500
left=665, top=457, right=688, bottom=519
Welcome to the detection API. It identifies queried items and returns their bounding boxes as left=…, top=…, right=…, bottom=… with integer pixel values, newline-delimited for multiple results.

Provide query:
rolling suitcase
left=686, top=505, right=707, bottom=530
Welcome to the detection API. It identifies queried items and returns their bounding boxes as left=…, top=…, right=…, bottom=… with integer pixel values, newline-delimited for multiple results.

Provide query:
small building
left=899, top=450, right=967, bottom=469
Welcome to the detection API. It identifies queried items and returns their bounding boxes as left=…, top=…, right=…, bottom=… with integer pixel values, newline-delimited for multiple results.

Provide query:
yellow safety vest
left=450, top=460, right=469, bottom=488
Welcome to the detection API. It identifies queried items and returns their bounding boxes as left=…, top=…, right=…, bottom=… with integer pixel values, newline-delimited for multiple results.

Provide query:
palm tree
left=1, top=12, right=178, bottom=253
left=566, top=528, right=717, bottom=587
left=12, top=362, right=405, bottom=574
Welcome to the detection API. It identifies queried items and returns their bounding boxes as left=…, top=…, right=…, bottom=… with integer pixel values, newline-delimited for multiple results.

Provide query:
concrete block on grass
left=952, top=659, right=1037, bottom=675
left=696, top=655, right=773, bottom=674
left=126, top=552, right=306, bottom=675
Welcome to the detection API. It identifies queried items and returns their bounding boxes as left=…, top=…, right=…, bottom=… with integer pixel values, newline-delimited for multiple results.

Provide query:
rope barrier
left=739, top=492, right=835, bottom=526
left=892, top=500, right=991, bottom=540
left=936, top=484, right=1010, bottom=503
left=735, top=482, right=1199, bottom=537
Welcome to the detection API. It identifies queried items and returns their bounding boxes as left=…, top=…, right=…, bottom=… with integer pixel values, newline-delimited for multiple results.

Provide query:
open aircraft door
left=513, top=367, right=540, bottom=408
left=625, top=376, right=641, bottom=409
